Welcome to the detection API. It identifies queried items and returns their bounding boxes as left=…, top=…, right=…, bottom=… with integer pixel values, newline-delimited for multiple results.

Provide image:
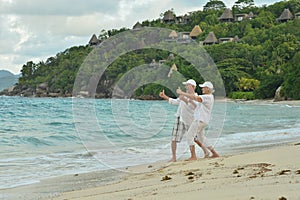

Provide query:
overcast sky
left=0, top=0, right=281, bottom=74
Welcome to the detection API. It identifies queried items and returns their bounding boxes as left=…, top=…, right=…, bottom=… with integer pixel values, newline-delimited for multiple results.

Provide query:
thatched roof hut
left=169, top=30, right=178, bottom=39
left=163, top=10, right=175, bottom=23
left=233, top=35, right=240, bottom=42
left=219, top=9, right=234, bottom=22
left=88, top=34, right=100, bottom=46
left=248, top=12, right=255, bottom=19
left=235, top=13, right=248, bottom=22
left=167, top=53, right=175, bottom=60
left=277, top=8, right=294, bottom=22
left=183, top=14, right=190, bottom=24
left=133, top=22, right=142, bottom=29
left=203, top=32, right=218, bottom=45
left=189, top=25, right=202, bottom=39
left=168, top=63, right=178, bottom=77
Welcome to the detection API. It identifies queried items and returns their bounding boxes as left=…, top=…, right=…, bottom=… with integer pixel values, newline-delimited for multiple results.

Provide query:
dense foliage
left=19, top=46, right=92, bottom=94
left=15, top=0, right=300, bottom=99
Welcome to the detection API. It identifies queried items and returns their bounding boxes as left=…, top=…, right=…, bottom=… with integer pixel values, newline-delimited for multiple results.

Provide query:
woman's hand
left=176, top=87, right=183, bottom=95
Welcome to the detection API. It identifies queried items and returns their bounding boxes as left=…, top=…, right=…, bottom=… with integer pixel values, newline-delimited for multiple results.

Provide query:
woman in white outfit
left=176, top=81, right=219, bottom=160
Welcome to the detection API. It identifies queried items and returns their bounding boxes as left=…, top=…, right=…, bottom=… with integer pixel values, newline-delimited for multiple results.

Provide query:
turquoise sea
left=0, top=96, right=300, bottom=190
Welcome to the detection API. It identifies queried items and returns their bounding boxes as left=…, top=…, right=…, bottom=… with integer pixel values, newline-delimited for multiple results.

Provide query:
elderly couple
left=159, top=79, right=219, bottom=161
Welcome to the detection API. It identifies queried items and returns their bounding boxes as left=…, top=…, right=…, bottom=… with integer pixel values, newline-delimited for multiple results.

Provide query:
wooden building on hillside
left=168, top=63, right=178, bottom=77
left=233, top=35, right=240, bottom=42
left=219, top=9, right=234, bottom=22
left=133, top=22, right=143, bottom=29
left=203, top=32, right=218, bottom=45
left=219, top=37, right=234, bottom=43
left=248, top=12, right=255, bottom=20
left=163, top=10, right=176, bottom=23
left=176, top=14, right=190, bottom=24
left=277, top=8, right=294, bottom=22
left=235, top=13, right=248, bottom=22
left=169, top=30, right=178, bottom=39
left=166, top=30, right=191, bottom=43
left=218, top=35, right=240, bottom=43
left=88, top=34, right=100, bottom=46
left=189, top=25, right=202, bottom=39
left=235, top=12, right=256, bottom=22
left=176, top=32, right=191, bottom=43
left=166, top=30, right=178, bottom=42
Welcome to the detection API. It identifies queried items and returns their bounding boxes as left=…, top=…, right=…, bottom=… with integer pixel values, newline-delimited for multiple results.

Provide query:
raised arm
left=160, top=89, right=180, bottom=105
left=179, top=95, right=196, bottom=108
left=176, top=88, right=202, bottom=103
left=159, top=89, right=169, bottom=101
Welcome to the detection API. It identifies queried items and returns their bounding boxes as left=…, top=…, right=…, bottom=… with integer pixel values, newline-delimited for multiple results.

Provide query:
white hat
left=182, top=79, right=196, bottom=87
left=199, top=81, right=214, bottom=89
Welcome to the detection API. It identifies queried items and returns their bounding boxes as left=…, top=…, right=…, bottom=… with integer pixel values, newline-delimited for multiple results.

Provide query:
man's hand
left=159, top=89, right=166, bottom=98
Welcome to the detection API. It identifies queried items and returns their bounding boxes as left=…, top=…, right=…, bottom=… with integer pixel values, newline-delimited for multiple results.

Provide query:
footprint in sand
left=161, top=175, right=172, bottom=181
left=278, top=169, right=291, bottom=175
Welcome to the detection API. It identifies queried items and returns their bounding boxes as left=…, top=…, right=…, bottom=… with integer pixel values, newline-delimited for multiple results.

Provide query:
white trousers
left=187, top=120, right=210, bottom=147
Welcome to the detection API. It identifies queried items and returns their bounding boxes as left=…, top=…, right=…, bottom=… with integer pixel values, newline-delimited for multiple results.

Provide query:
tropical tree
left=238, top=77, right=260, bottom=91
left=283, top=51, right=300, bottom=99
left=203, top=0, right=226, bottom=11
left=234, top=0, right=254, bottom=10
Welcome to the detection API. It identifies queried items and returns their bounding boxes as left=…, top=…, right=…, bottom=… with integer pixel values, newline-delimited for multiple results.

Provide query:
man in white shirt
left=176, top=81, right=219, bottom=160
left=159, top=79, right=202, bottom=162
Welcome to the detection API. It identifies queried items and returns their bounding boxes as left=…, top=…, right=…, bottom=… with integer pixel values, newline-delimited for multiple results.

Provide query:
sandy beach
left=1, top=143, right=299, bottom=200
left=35, top=143, right=300, bottom=200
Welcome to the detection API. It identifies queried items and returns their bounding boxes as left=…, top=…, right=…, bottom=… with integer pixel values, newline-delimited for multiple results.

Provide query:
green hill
left=0, top=70, right=20, bottom=91
left=2, top=0, right=300, bottom=99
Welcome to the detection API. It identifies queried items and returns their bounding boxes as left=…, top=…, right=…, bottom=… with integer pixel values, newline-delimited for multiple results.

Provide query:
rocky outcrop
left=274, top=86, right=286, bottom=101
left=0, top=84, right=72, bottom=98
left=136, top=95, right=160, bottom=100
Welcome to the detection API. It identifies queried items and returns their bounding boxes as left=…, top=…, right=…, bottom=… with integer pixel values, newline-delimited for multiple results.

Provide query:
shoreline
left=0, top=169, right=125, bottom=200
left=2, top=142, right=299, bottom=200
left=2, top=94, right=300, bottom=106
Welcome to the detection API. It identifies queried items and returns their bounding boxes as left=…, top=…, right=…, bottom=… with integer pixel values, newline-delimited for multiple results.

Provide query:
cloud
left=0, top=0, right=120, bottom=16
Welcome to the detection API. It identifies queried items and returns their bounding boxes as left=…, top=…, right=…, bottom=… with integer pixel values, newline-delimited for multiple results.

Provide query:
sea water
left=0, top=96, right=300, bottom=189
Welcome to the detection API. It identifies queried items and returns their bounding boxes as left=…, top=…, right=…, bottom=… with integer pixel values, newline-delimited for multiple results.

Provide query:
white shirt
left=193, top=94, right=214, bottom=124
left=168, top=95, right=197, bottom=126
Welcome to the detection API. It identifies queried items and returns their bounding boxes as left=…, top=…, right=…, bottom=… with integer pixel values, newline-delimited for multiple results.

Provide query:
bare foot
left=169, top=158, right=176, bottom=162
left=210, top=154, right=219, bottom=158
left=204, top=153, right=210, bottom=158
left=208, top=147, right=219, bottom=158
left=185, top=157, right=197, bottom=161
